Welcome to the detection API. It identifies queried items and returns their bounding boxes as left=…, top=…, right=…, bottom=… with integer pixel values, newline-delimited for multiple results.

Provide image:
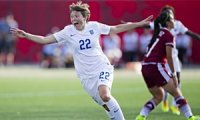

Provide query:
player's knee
left=98, top=85, right=111, bottom=102
left=100, top=94, right=111, bottom=102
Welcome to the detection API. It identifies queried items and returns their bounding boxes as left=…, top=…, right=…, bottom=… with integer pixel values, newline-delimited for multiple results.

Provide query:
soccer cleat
left=161, top=101, right=169, bottom=112
left=188, top=116, right=200, bottom=120
left=170, top=105, right=180, bottom=115
left=135, top=115, right=146, bottom=120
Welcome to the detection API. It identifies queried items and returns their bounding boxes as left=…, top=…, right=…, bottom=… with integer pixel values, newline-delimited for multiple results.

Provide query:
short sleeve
left=176, top=20, right=188, bottom=34
left=164, top=30, right=174, bottom=47
left=97, top=22, right=111, bottom=35
left=53, top=27, right=69, bottom=43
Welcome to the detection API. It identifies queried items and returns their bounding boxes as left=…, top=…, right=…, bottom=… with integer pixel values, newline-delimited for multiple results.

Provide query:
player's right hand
left=171, top=73, right=178, bottom=88
left=139, top=15, right=153, bottom=27
left=10, top=28, right=26, bottom=38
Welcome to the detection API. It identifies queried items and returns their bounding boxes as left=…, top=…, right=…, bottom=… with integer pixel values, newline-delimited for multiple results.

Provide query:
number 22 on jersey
left=79, top=39, right=92, bottom=50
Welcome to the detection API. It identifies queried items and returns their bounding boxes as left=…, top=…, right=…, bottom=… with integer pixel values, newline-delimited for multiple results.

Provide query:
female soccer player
left=10, top=1, right=152, bottom=120
left=135, top=11, right=200, bottom=120
left=149, top=5, right=200, bottom=115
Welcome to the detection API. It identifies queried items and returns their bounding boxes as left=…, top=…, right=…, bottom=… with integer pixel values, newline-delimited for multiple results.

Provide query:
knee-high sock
left=163, top=90, right=169, bottom=102
left=175, top=96, right=193, bottom=118
left=105, top=97, right=125, bottom=120
left=140, top=99, right=156, bottom=117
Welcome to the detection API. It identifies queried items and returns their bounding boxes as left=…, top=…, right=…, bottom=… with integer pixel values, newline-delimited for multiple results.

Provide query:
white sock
left=179, top=104, right=193, bottom=118
left=163, top=90, right=169, bottom=102
left=140, top=99, right=156, bottom=117
left=105, top=97, right=125, bottom=120
left=171, top=97, right=176, bottom=106
left=140, top=107, right=150, bottom=117
left=175, top=96, right=193, bottom=118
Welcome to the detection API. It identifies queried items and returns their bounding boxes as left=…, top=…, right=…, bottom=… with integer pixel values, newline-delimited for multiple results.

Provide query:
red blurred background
left=0, top=0, right=200, bottom=64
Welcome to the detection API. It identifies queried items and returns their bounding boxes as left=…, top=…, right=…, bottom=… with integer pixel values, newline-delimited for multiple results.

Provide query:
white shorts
left=165, top=49, right=182, bottom=73
left=80, top=64, right=114, bottom=105
left=173, top=55, right=182, bottom=72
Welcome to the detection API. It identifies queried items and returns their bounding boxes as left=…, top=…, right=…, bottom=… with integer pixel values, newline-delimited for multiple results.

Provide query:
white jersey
left=54, top=21, right=111, bottom=77
left=149, top=20, right=188, bottom=72
left=149, top=20, right=188, bottom=36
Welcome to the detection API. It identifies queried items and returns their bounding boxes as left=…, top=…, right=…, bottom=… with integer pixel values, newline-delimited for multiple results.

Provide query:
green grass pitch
left=0, top=67, right=199, bottom=120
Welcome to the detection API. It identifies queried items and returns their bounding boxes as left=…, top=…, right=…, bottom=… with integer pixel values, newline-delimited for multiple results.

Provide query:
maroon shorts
left=141, top=63, right=170, bottom=88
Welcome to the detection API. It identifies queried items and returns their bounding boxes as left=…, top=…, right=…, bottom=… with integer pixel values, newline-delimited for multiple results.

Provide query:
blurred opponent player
left=135, top=11, right=200, bottom=120
left=149, top=5, right=200, bottom=115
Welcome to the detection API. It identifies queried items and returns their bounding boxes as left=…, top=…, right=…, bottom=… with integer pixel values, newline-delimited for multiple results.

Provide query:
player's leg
left=162, top=90, right=169, bottom=112
left=170, top=71, right=181, bottom=115
left=163, top=60, right=181, bottom=114
left=135, top=86, right=164, bottom=120
left=163, top=77, right=199, bottom=119
left=0, top=39, right=7, bottom=66
left=81, top=74, right=125, bottom=120
left=169, top=57, right=181, bottom=115
left=93, top=65, right=125, bottom=120
left=99, top=85, right=125, bottom=120
left=135, top=64, right=167, bottom=120
left=5, top=39, right=15, bottom=65
left=161, top=63, right=172, bottom=112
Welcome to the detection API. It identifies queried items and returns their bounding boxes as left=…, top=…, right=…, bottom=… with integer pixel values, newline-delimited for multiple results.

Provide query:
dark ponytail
left=147, top=12, right=170, bottom=50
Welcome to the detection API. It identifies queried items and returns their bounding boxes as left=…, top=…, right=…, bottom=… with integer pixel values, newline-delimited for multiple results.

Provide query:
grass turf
left=0, top=67, right=199, bottom=120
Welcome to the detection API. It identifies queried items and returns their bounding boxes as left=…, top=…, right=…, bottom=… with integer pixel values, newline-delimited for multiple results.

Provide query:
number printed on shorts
left=79, top=39, right=92, bottom=50
left=99, top=71, right=110, bottom=80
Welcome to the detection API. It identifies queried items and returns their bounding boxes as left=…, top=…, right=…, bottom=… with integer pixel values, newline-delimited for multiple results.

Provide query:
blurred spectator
left=0, top=12, right=18, bottom=66
left=41, top=26, right=73, bottom=68
left=139, top=28, right=152, bottom=60
left=102, top=33, right=122, bottom=67
left=122, top=30, right=139, bottom=64
left=176, top=34, right=192, bottom=64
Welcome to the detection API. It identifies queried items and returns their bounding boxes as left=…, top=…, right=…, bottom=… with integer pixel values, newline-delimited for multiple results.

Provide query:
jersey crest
left=89, top=30, right=94, bottom=35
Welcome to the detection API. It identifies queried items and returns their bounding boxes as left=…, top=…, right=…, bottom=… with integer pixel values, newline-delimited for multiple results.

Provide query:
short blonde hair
left=69, top=1, right=91, bottom=21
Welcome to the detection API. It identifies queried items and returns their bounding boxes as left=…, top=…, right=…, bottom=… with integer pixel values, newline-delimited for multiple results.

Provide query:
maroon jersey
left=143, top=28, right=175, bottom=63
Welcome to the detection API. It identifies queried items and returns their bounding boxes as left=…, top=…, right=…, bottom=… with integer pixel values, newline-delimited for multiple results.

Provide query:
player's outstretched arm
left=110, top=15, right=153, bottom=34
left=186, top=30, right=200, bottom=41
left=120, top=20, right=151, bottom=29
left=10, top=28, right=56, bottom=44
